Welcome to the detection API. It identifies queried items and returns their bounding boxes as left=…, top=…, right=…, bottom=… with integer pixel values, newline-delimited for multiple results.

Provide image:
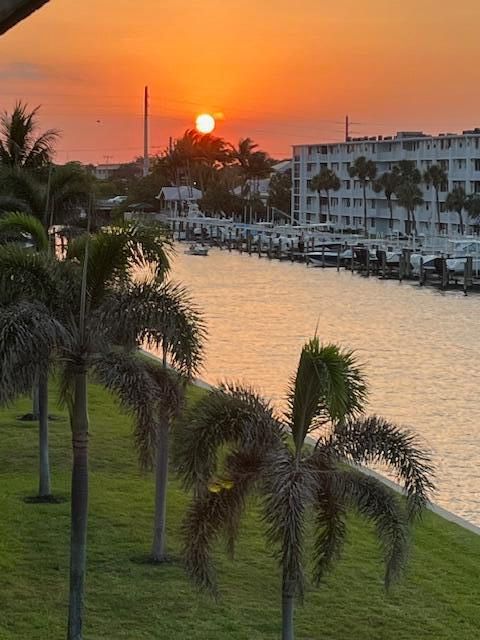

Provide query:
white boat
left=185, top=243, right=209, bottom=256
left=410, top=253, right=438, bottom=275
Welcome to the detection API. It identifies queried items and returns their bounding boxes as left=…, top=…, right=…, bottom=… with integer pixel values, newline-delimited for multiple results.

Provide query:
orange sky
left=1, top=0, right=480, bottom=164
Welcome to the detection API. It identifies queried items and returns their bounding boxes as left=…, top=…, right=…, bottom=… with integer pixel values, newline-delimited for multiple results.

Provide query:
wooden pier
left=171, top=218, right=480, bottom=296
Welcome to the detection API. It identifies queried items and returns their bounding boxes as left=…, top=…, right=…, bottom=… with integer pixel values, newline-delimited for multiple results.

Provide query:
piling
left=228, top=231, right=232, bottom=252
left=441, top=258, right=449, bottom=290
left=464, top=256, right=473, bottom=295
left=419, top=256, right=425, bottom=286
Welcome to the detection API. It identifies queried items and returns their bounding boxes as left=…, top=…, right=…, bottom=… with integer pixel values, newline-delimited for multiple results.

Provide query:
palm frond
left=329, top=416, right=434, bottom=517
left=0, top=168, right=44, bottom=217
left=307, top=451, right=348, bottom=584
left=118, top=221, right=172, bottom=277
left=262, top=447, right=308, bottom=600
left=287, top=338, right=368, bottom=453
left=91, top=350, right=178, bottom=469
left=0, top=211, right=48, bottom=251
left=341, top=468, right=409, bottom=589
left=101, top=280, right=206, bottom=376
left=173, top=383, right=283, bottom=491
left=0, top=301, right=67, bottom=404
left=0, top=246, right=58, bottom=305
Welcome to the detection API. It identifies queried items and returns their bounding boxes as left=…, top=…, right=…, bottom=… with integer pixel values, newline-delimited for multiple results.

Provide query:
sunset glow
left=1, top=1, right=480, bottom=163
left=195, top=113, right=215, bottom=134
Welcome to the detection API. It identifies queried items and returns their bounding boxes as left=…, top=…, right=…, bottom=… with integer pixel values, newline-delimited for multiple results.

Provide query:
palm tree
left=445, top=186, right=467, bottom=235
left=423, top=165, right=448, bottom=233
left=310, top=168, right=340, bottom=223
left=465, top=193, right=480, bottom=227
left=348, top=157, right=377, bottom=235
left=374, top=169, right=400, bottom=230
left=229, top=138, right=273, bottom=198
left=0, top=162, right=92, bottom=228
left=106, top=279, right=206, bottom=562
left=395, top=182, right=424, bottom=235
left=0, top=212, right=54, bottom=498
left=0, top=222, right=173, bottom=640
left=0, top=101, right=59, bottom=170
left=176, top=339, right=434, bottom=640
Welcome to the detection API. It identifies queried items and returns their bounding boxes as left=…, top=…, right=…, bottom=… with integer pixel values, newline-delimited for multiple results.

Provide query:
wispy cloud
left=0, top=62, right=50, bottom=81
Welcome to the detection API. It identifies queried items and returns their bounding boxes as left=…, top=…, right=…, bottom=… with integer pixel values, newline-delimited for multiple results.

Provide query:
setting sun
left=195, top=113, right=216, bottom=134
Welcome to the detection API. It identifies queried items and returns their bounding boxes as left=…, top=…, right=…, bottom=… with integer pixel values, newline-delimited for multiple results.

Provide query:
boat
left=185, top=243, right=209, bottom=256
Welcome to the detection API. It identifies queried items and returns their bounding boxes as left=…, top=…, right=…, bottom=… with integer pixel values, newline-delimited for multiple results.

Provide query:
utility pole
left=345, top=115, right=349, bottom=142
left=143, top=85, right=150, bottom=177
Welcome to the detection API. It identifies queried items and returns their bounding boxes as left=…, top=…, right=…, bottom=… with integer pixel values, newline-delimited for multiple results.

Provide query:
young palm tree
left=374, top=169, right=400, bottom=230
left=0, top=101, right=59, bottom=170
left=176, top=339, right=434, bottom=640
left=423, top=165, right=448, bottom=233
left=348, top=157, right=377, bottom=235
left=395, top=182, right=424, bottom=235
left=106, top=279, right=206, bottom=561
left=310, top=168, right=340, bottom=224
left=445, top=186, right=467, bottom=235
left=0, top=222, right=173, bottom=640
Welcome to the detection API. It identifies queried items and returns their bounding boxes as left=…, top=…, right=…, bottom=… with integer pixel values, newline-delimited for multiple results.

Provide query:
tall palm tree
left=0, top=212, right=54, bottom=498
left=310, top=168, right=340, bottom=223
left=348, top=157, right=377, bottom=235
left=106, top=279, right=206, bottom=562
left=445, top=186, right=467, bottom=235
left=0, top=101, right=58, bottom=170
left=395, top=182, right=424, bottom=235
left=374, top=169, right=400, bottom=230
left=0, top=222, right=173, bottom=640
left=423, top=165, right=448, bottom=233
left=176, top=339, right=434, bottom=640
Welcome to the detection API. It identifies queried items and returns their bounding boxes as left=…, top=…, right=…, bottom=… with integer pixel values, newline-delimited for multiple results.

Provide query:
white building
left=156, top=186, right=203, bottom=215
left=94, top=163, right=122, bottom=181
left=292, top=130, right=480, bottom=234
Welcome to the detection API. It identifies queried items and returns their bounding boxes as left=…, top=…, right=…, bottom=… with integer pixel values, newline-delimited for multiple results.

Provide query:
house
left=156, top=186, right=203, bottom=215
left=94, top=164, right=122, bottom=181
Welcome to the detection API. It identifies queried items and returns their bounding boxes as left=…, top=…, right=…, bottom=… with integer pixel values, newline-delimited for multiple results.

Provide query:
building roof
left=156, top=186, right=202, bottom=201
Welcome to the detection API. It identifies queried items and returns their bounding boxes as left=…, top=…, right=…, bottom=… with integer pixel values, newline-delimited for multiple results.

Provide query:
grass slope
left=0, top=382, right=478, bottom=639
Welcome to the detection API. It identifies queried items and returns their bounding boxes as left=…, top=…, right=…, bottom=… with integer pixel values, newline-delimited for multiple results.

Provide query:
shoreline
left=141, top=349, right=480, bottom=536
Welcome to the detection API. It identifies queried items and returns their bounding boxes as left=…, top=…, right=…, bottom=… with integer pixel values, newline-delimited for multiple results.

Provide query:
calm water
left=168, top=246, right=480, bottom=526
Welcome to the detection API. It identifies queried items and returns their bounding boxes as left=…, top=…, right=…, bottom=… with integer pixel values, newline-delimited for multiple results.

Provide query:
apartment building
left=292, top=130, right=480, bottom=234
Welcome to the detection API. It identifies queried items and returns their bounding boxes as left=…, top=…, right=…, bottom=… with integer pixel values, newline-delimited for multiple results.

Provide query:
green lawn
left=0, top=382, right=478, bottom=640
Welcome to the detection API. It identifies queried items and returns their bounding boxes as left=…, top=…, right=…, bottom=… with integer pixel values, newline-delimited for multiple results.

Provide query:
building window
left=342, top=198, right=351, bottom=208
left=474, top=159, right=480, bottom=171
left=331, top=162, right=339, bottom=171
left=371, top=200, right=376, bottom=209
left=370, top=218, right=375, bottom=228
left=343, top=180, right=351, bottom=189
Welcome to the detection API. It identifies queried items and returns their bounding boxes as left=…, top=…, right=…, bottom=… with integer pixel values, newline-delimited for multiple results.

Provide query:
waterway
left=168, top=246, right=480, bottom=526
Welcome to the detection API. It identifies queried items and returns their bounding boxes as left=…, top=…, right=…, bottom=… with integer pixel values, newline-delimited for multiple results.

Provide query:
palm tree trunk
left=151, top=418, right=169, bottom=562
left=435, top=188, right=441, bottom=233
left=32, top=382, right=39, bottom=419
left=388, top=198, right=393, bottom=229
left=38, top=370, right=51, bottom=497
left=362, top=183, right=367, bottom=237
left=458, top=209, right=464, bottom=234
left=326, top=189, right=331, bottom=223
left=281, top=580, right=295, bottom=640
left=67, top=369, right=89, bottom=640
left=318, top=191, right=322, bottom=224
left=411, top=208, right=417, bottom=234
